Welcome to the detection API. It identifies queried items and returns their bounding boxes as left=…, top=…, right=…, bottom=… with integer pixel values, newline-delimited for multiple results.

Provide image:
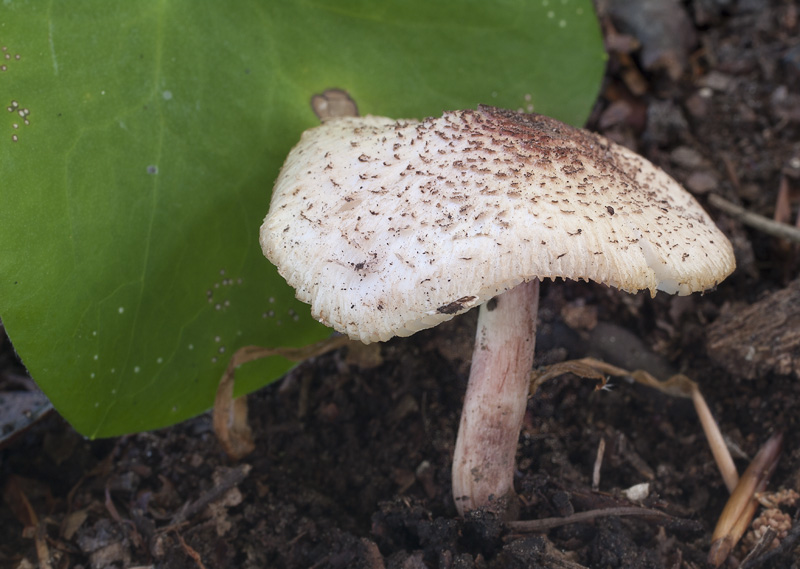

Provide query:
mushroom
left=260, top=105, right=735, bottom=516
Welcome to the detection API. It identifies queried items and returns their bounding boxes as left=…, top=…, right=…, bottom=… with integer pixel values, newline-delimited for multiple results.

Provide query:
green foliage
left=0, top=1, right=605, bottom=437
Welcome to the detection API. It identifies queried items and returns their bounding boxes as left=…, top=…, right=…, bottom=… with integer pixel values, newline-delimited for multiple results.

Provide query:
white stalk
left=452, top=279, right=539, bottom=516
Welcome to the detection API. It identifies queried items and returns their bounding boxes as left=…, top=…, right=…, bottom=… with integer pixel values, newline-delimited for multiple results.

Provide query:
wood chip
left=707, top=278, right=800, bottom=379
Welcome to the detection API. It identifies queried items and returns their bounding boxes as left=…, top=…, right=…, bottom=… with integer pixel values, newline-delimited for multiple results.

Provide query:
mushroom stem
left=452, top=279, right=539, bottom=517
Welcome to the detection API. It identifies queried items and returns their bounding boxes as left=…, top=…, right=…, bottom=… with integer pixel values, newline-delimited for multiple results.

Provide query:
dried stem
left=213, top=335, right=352, bottom=460
left=691, top=386, right=738, bottom=493
left=708, top=432, right=783, bottom=567
left=531, top=358, right=739, bottom=494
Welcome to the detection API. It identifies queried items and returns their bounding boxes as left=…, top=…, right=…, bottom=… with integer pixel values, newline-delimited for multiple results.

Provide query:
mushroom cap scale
left=261, top=106, right=735, bottom=343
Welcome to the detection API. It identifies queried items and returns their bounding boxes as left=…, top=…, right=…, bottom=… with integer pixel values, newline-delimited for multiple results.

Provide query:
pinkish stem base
left=452, top=279, right=539, bottom=517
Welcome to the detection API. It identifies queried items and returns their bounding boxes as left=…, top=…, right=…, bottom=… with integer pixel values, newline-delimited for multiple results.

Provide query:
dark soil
left=3, top=1, right=800, bottom=567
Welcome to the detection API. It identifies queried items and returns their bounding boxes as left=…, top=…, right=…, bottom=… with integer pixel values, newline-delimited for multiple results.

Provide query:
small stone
left=561, top=302, right=598, bottom=331
left=646, top=99, right=690, bottom=146
left=670, top=146, right=707, bottom=169
left=699, top=71, right=734, bottom=92
left=684, top=92, right=709, bottom=119
left=622, top=482, right=651, bottom=502
left=685, top=170, right=719, bottom=194
left=599, top=100, right=633, bottom=130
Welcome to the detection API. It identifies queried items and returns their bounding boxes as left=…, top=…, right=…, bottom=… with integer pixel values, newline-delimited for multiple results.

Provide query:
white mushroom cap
left=261, top=106, right=735, bottom=343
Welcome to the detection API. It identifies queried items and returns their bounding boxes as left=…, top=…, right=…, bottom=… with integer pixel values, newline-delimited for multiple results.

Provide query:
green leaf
left=0, top=0, right=605, bottom=437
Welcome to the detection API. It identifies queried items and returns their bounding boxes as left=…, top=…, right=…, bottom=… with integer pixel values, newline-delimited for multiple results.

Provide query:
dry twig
left=592, top=438, right=606, bottom=491
left=739, top=527, right=778, bottom=567
left=709, top=193, right=800, bottom=243
left=739, top=513, right=800, bottom=569
left=507, top=506, right=672, bottom=532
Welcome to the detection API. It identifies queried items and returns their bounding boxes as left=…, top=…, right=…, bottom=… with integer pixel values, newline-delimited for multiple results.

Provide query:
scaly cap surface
left=261, top=106, right=735, bottom=343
